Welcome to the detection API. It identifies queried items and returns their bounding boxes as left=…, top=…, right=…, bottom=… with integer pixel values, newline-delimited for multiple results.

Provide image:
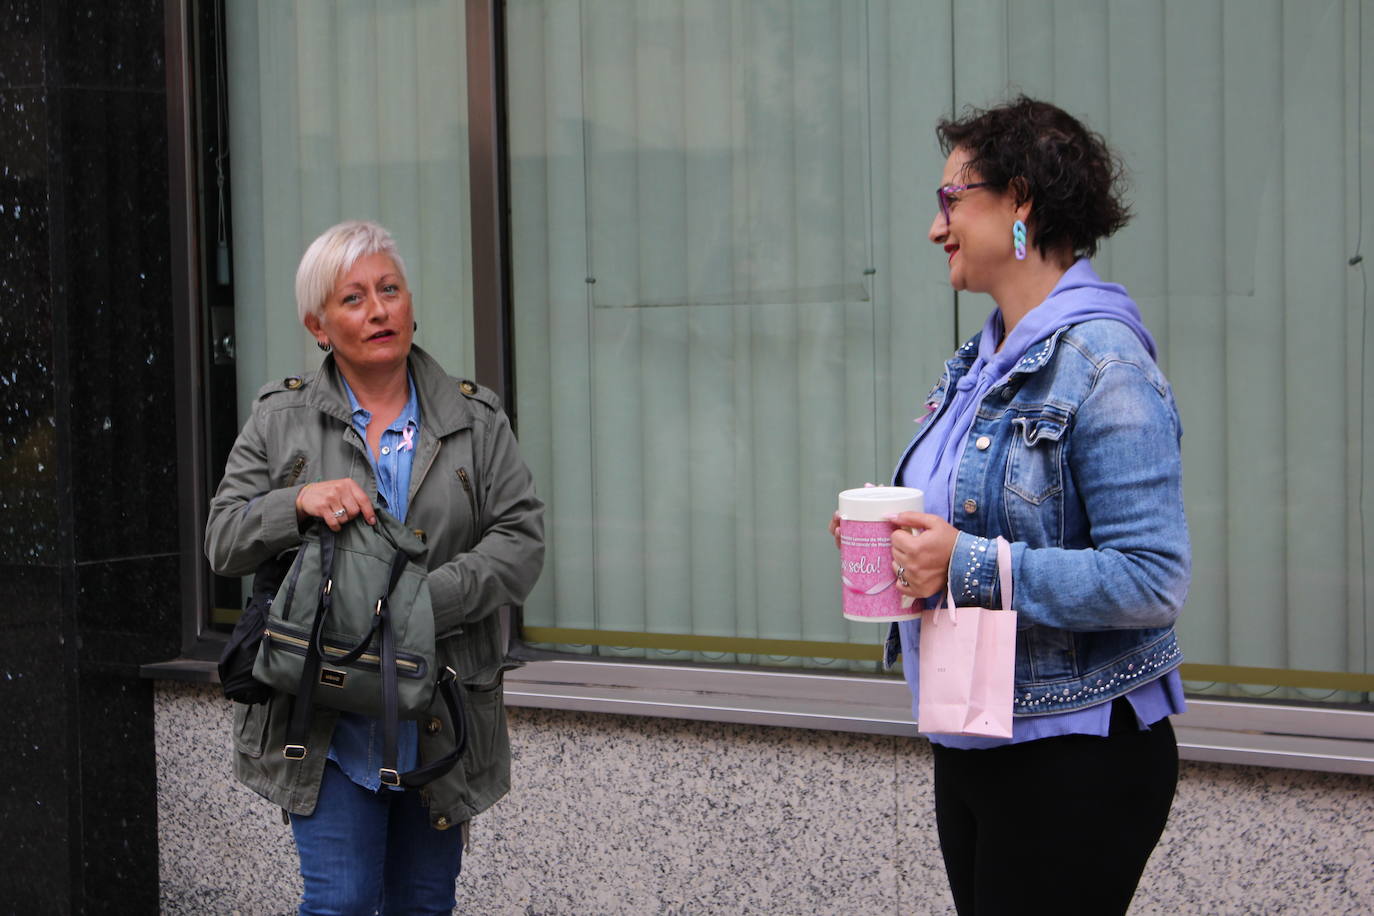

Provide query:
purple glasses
left=936, top=182, right=991, bottom=224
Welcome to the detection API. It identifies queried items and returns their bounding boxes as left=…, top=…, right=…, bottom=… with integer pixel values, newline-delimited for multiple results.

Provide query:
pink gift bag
left=917, top=537, right=1017, bottom=738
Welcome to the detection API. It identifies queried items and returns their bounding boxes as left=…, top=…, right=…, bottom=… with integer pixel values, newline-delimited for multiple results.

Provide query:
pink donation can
left=838, top=486, right=924, bottom=622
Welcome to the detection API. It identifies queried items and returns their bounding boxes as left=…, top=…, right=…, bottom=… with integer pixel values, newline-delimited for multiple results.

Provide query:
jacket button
left=963, top=499, right=978, bottom=514
left=426, top=717, right=442, bottom=736
left=975, top=436, right=991, bottom=450
left=435, top=816, right=450, bottom=829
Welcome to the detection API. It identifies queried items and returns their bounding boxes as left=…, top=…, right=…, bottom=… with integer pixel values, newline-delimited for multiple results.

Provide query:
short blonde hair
left=295, top=220, right=409, bottom=325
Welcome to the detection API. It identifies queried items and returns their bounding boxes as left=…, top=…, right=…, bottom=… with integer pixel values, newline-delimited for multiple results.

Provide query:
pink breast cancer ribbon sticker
left=841, top=573, right=897, bottom=596
left=399, top=425, right=415, bottom=452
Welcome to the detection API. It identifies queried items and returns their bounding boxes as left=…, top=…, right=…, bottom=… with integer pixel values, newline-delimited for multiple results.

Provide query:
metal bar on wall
left=521, top=627, right=1374, bottom=693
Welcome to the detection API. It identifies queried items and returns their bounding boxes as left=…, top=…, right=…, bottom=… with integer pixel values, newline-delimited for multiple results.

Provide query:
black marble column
left=1, top=1, right=179, bottom=913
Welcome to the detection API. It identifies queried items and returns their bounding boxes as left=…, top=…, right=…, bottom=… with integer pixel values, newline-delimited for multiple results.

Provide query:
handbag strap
left=283, top=529, right=338, bottom=759
left=313, top=541, right=409, bottom=666
left=398, top=668, right=469, bottom=788
left=379, top=572, right=401, bottom=785
left=378, top=592, right=472, bottom=787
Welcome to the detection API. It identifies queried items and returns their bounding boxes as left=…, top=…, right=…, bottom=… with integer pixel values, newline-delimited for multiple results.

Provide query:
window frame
left=155, top=0, right=1374, bottom=776
left=166, top=0, right=220, bottom=665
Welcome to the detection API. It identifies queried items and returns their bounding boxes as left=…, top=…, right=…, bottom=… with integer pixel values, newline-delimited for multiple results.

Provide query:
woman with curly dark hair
left=835, top=97, right=1190, bottom=914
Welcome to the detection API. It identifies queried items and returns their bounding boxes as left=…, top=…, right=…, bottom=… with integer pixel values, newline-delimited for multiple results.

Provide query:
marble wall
left=156, top=684, right=1374, bottom=915
left=0, top=1, right=179, bottom=912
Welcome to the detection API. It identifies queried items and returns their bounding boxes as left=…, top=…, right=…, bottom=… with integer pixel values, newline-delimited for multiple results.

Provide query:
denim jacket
left=893, top=318, right=1190, bottom=716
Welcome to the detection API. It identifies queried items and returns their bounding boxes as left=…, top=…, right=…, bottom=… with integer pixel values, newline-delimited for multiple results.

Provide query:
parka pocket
left=459, top=677, right=506, bottom=787
left=232, top=700, right=271, bottom=759
left=1005, top=407, right=1069, bottom=505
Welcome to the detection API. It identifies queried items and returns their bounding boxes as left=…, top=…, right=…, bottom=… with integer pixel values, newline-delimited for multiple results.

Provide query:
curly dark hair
left=936, top=96, right=1130, bottom=259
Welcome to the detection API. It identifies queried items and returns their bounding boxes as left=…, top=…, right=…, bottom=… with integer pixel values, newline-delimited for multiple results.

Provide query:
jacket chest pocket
left=1005, top=407, right=1068, bottom=506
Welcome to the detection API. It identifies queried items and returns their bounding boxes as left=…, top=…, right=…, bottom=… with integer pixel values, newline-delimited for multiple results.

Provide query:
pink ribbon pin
left=399, top=425, right=415, bottom=452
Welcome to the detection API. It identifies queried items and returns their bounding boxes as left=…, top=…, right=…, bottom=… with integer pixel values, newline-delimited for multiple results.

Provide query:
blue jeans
left=290, top=761, right=464, bottom=915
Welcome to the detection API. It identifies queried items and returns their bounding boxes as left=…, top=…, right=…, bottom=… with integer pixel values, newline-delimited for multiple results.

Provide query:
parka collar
left=306, top=345, right=475, bottom=436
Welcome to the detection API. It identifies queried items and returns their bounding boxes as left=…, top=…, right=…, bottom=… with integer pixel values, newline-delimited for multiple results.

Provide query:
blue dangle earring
left=1012, top=220, right=1028, bottom=261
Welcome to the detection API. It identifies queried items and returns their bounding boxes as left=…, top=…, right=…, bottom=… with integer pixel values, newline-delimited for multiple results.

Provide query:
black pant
left=932, top=699, right=1178, bottom=916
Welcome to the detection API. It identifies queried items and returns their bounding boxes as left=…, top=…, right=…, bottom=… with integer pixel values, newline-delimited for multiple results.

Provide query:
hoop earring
left=317, top=341, right=332, bottom=353
left=1012, top=220, right=1027, bottom=261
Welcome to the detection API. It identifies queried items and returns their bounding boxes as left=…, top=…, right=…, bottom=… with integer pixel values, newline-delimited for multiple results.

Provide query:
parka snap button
left=426, top=717, right=443, bottom=736
left=975, top=436, right=991, bottom=450
left=963, top=499, right=978, bottom=514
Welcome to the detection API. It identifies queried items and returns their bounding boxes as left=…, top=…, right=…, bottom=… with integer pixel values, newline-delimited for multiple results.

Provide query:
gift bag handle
left=941, top=536, right=1013, bottom=622
left=996, top=537, right=1012, bottom=611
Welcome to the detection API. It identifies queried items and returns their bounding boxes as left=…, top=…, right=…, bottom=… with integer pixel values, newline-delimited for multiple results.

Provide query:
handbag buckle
left=283, top=744, right=308, bottom=760
left=378, top=768, right=401, bottom=787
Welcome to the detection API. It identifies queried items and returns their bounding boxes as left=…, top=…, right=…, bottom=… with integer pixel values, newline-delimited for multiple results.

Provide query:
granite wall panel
left=76, top=554, right=182, bottom=668
left=60, top=83, right=176, bottom=563
left=0, top=87, right=59, bottom=566
left=75, top=671, right=160, bottom=915
left=155, top=691, right=1374, bottom=915
left=0, top=563, right=72, bottom=909
left=0, top=0, right=45, bottom=88
left=0, top=1, right=174, bottom=912
left=55, top=0, right=165, bottom=91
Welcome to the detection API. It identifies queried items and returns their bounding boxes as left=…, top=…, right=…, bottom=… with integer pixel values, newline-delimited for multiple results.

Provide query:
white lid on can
left=837, top=486, right=924, bottom=522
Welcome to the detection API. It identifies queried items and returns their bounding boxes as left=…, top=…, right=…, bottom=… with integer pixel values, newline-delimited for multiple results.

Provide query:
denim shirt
left=889, top=318, right=1190, bottom=716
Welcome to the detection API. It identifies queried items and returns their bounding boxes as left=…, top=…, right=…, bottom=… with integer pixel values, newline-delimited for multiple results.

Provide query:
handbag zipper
left=265, top=627, right=422, bottom=675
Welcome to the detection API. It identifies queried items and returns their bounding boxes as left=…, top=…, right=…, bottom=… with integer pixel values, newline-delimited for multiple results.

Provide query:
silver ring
left=896, top=565, right=909, bottom=587
left=332, top=508, right=347, bottom=519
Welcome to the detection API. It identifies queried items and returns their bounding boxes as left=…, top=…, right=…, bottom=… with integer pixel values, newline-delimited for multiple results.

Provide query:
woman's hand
left=829, top=511, right=843, bottom=549
left=295, top=478, right=377, bottom=531
left=889, top=512, right=960, bottom=599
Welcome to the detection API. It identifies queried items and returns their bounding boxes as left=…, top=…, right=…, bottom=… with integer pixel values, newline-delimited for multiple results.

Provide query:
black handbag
left=218, top=549, right=297, bottom=705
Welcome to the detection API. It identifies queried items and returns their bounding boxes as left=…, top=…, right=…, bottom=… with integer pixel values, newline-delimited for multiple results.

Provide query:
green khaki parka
left=205, top=345, right=545, bottom=829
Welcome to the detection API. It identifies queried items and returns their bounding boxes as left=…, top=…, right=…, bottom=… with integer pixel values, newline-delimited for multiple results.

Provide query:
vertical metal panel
left=167, top=0, right=213, bottom=654
left=467, top=0, right=512, bottom=401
